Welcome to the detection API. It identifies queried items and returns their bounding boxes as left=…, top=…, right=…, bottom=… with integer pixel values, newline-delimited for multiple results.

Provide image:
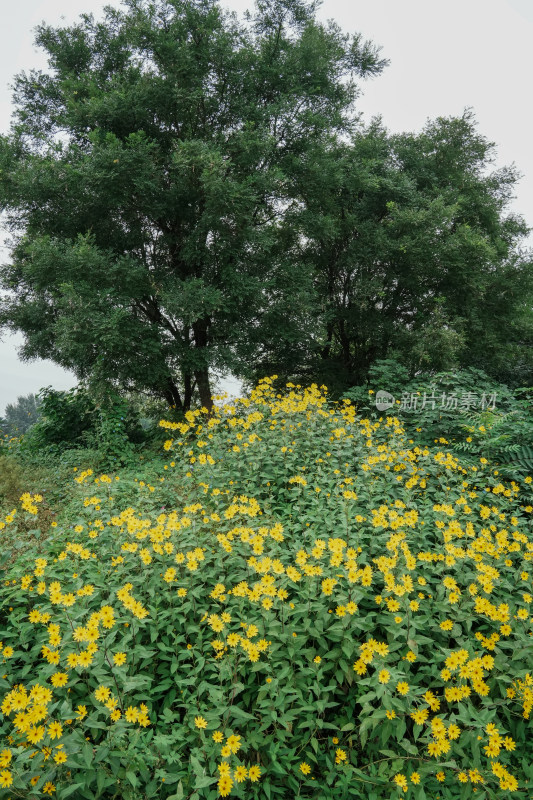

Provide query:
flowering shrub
left=0, top=378, right=532, bottom=799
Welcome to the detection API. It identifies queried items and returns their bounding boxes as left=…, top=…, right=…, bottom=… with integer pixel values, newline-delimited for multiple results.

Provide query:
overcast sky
left=1, top=0, right=532, bottom=414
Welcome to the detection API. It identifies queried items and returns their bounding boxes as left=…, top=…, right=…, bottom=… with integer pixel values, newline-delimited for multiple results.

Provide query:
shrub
left=21, top=387, right=96, bottom=453
left=22, top=387, right=149, bottom=468
left=344, top=361, right=533, bottom=478
left=0, top=457, right=25, bottom=508
left=0, top=379, right=532, bottom=799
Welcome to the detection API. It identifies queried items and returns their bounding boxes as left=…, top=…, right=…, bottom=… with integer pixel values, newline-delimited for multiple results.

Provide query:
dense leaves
left=2, top=1, right=531, bottom=404
left=0, top=379, right=532, bottom=799
left=0, top=0, right=385, bottom=410
left=265, top=113, right=533, bottom=392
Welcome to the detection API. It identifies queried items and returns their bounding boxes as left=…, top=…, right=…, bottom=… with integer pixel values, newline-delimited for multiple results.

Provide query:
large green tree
left=263, top=111, right=533, bottom=392
left=0, top=0, right=385, bottom=410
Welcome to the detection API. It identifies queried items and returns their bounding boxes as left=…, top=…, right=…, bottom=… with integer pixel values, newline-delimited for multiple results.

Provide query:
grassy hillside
left=0, top=379, right=532, bottom=799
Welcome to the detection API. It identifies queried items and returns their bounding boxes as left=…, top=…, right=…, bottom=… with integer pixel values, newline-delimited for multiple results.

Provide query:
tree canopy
left=0, top=0, right=385, bottom=409
left=0, top=0, right=531, bottom=408
left=275, top=111, right=533, bottom=393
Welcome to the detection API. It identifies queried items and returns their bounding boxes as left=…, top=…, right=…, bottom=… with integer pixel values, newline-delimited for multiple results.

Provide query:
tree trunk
left=192, top=318, right=213, bottom=412
left=321, top=320, right=334, bottom=360
left=183, top=373, right=193, bottom=411
left=194, top=368, right=213, bottom=413
left=162, top=378, right=183, bottom=411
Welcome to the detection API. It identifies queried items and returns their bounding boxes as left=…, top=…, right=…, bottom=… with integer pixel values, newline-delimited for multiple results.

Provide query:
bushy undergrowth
left=0, top=379, right=532, bottom=799
left=344, top=361, right=533, bottom=490
left=3, top=386, right=171, bottom=473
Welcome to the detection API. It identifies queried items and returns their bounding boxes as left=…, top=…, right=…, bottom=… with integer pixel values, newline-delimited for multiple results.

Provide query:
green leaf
left=59, top=784, right=85, bottom=799
left=126, top=771, right=139, bottom=788
left=194, top=775, right=218, bottom=789
left=167, top=782, right=184, bottom=800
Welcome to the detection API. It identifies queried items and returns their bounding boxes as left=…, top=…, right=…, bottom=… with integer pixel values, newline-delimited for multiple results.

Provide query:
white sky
left=1, top=0, right=532, bottom=414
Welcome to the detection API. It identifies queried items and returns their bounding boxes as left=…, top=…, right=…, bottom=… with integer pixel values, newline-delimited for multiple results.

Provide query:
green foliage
left=20, top=386, right=147, bottom=468
left=0, top=395, right=42, bottom=439
left=90, top=392, right=137, bottom=469
left=0, top=379, right=532, bottom=799
left=503, top=443, right=533, bottom=474
left=345, top=360, right=527, bottom=441
left=1, top=2, right=531, bottom=403
left=269, top=113, right=533, bottom=391
left=0, top=456, right=25, bottom=507
left=345, top=362, right=533, bottom=509
left=0, top=0, right=386, bottom=410
left=24, top=387, right=95, bottom=452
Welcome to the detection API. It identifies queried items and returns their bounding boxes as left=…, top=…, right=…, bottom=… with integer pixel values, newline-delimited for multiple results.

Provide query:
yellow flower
left=0, top=769, right=13, bottom=788
left=378, top=669, right=390, bottom=684
left=410, top=708, right=429, bottom=724
left=77, top=651, right=93, bottom=668
left=396, top=681, right=409, bottom=695
left=27, top=726, right=45, bottom=745
left=469, top=769, right=482, bottom=784
left=484, top=737, right=501, bottom=757
left=448, top=723, right=460, bottom=740
left=212, top=731, right=224, bottom=743
left=248, top=765, right=261, bottom=782
left=394, top=774, right=407, bottom=789
left=47, top=722, right=63, bottom=740
left=226, top=734, right=241, bottom=754
left=113, top=652, right=127, bottom=666
left=218, top=774, right=233, bottom=797
left=50, top=672, right=68, bottom=688
left=194, top=716, right=207, bottom=729
left=503, top=736, right=515, bottom=751
left=66, top=654, right=79, bottom=669
left=335, top=748, right=347, bottom=764
left=299, top=762, right=311, bottom=775
left=410, top=772, right=420, bottom=784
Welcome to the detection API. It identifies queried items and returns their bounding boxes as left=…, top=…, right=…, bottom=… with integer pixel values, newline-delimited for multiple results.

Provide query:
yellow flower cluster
left=0, top=378, right=531, bottom=797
